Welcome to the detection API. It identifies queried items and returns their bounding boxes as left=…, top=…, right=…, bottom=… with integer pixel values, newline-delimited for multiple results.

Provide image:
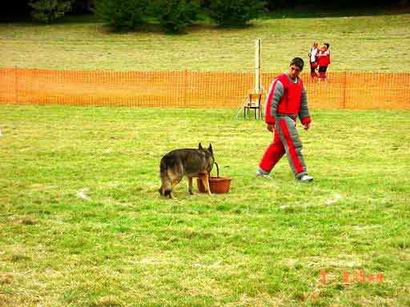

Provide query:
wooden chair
left=243, top=93, right=263, bottom=119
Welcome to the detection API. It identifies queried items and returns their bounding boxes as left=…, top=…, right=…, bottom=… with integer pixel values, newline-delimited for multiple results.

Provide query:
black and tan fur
left=159, top=143, right=214, bottom=198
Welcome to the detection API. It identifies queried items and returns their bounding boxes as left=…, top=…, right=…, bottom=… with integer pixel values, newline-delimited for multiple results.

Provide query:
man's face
left=289, top=64, right=302, bottom=79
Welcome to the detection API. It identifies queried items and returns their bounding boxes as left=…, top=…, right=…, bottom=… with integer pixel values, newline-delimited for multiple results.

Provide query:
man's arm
left=299, top=87, right=311, bottom=130
left=265, top=79, right=284, bottom=131
left=270, top=80, right=284, bottom=117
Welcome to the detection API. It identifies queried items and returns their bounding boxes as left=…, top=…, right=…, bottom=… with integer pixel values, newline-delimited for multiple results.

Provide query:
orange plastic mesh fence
left=1, top=68, right=409, bottom=109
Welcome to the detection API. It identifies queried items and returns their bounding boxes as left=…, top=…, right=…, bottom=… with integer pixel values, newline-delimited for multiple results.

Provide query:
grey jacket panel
left=269, top=80, right=284, bottom=118
left=298, top=87, right=310, bottom=120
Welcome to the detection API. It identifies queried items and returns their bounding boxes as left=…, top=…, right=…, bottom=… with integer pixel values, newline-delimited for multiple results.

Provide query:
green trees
left=94, top=0, right=265, bottom=33
left=94, top=0, right=199, bottom=33
left=150, top=0, right=199, bottom=33
left=96, top=0, right=149, bottom=30
left=28, top=0, right=201, bottom=33
left=12, top=0, right=407, bottom=27
left=29, top=0, right=73, bottom=23
left=27, top=0, right=265, bottom=32
left=208, top=0, right=265, bottom=27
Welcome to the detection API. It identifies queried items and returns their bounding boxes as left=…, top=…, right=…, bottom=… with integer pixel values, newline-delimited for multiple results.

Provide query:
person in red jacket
left=317, top=43, right=331, bottom=80
left=256, top=57, right=313, bottom=182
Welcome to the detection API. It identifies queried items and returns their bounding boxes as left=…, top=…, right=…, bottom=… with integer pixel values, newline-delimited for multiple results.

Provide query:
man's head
left=289, top=57, right=304, bottom=79
left=324, top=43, right=330, bottom=49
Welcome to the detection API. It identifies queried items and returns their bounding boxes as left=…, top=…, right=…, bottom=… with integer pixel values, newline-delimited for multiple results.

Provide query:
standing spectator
left=256, top=57, right=313, bottom=182
left=317, top=43, right=331, bottom=81
left=308, top=42, right=319, bottom=79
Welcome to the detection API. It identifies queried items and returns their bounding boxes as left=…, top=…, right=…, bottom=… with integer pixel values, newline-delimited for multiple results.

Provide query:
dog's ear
left=208, top=143, right=213, bottom=154
left=198, top=143, right=203, bottom=150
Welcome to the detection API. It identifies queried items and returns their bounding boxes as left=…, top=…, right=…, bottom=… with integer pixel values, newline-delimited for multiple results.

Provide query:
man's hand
left=303, top=122, right=310, bottom=130
left=267, top=124, right=274, bottom=132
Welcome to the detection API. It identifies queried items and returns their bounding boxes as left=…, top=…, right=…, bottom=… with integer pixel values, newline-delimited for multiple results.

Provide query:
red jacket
left=265, top=73, right=311, bottom=125
left=317, top=50, right=331, bottom=66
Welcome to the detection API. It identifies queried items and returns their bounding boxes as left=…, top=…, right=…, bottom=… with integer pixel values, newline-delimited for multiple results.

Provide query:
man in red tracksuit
left=256, top=57, right=313, bottom=182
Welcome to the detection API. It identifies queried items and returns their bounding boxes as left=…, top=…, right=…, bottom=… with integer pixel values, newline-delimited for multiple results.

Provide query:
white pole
left=254, top=38, right=261, bottom=94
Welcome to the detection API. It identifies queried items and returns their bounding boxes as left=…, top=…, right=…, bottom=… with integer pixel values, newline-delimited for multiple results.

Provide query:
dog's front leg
left=188, top=176, right=194, bottom=195
left=201, top=173, right=212, bottom=196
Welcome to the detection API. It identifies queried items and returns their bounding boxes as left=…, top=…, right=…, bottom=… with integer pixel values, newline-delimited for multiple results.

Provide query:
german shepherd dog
left=159, top=143, right=214, bottom=198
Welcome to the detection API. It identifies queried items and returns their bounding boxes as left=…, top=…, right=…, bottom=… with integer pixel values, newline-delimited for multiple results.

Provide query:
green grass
left=0, top=105, right=409, bottom=305
left=1, top=8, right=409, bottom=305
left=0, top=11, right=410, bottom=72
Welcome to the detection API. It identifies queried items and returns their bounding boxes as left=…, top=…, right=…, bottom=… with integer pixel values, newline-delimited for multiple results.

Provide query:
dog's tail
left=159, top=160, right=172, bottom=197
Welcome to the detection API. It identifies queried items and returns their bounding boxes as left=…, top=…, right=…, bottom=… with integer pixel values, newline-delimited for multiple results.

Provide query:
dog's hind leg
left=165, top=173, right=182, bottom=199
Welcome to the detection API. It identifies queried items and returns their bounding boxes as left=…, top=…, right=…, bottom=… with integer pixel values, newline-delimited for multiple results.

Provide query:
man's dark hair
left=290, top=57, right=304, bottom=70
left=324, top=43, right=330, bottom=48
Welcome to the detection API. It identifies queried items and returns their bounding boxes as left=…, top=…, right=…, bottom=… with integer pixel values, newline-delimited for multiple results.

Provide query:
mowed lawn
left=0, top=105, right=409, bottom=305
left=0, top=11, right=410, bottom=72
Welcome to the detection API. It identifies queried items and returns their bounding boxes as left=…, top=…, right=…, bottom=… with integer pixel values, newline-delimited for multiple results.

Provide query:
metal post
left=254, top=38, right=261, bottom=94
left=255, top=39, right=262, bottom=119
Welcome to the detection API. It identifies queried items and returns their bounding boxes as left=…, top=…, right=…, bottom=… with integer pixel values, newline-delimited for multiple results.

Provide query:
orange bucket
left=197, top=162, right=231, bottom=194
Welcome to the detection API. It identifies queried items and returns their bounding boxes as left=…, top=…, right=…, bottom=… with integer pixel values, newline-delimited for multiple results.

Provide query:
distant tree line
left=1, top=0, right=408, bottom=33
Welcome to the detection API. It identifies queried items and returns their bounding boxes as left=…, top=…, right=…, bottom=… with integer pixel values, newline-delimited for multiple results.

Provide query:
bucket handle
left=213, top=161, right=220, bottom=177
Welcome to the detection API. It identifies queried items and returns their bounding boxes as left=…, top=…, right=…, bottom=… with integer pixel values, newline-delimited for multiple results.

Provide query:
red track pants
left=259, top=116, right=307, bottom=178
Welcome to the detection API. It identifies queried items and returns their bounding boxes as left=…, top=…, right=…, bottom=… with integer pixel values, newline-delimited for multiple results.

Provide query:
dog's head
left=198, top=143, right=214, bottom=173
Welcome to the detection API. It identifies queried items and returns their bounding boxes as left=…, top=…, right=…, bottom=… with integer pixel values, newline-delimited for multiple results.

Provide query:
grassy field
left=1, top=7, right=409, bottom=306
left=0, top=105, right=409, bottom=305
left=0, top=11, right=410, bottom=72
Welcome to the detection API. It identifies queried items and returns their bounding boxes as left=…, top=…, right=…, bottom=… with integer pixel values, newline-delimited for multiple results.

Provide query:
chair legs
left=243, top=93, right=263, bottom=119
left=243, top=106, right=261, bottom=119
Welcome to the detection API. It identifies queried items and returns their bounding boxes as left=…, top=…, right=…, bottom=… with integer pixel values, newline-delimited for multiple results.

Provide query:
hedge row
left=29, top=0, right=265, bottom=33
